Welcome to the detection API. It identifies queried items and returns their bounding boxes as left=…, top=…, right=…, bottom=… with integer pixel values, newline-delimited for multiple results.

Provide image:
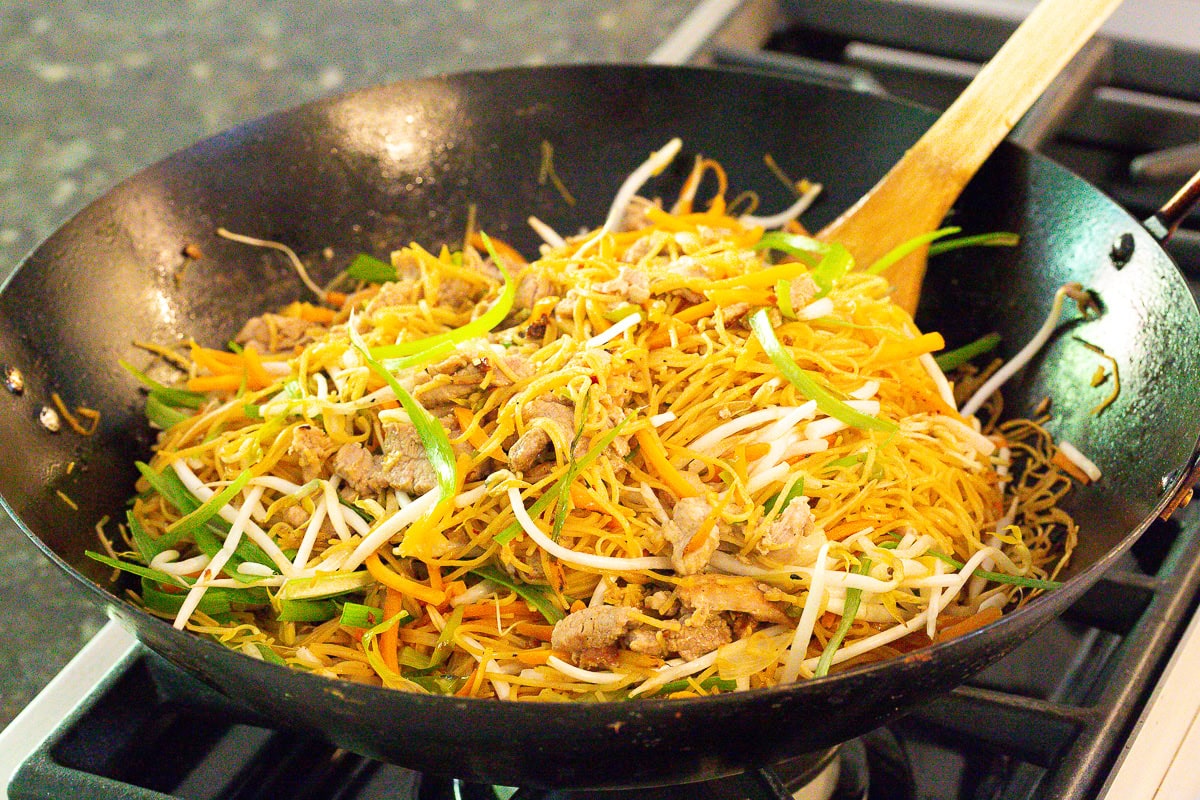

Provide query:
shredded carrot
left=186, top=374, right=243, bottom=393
left=380, top=587, right=404, bottom=673
left=874, top=331, right=946, bottom=364
left=684, top=490, right=732, bottom=555
left=673, top=300, right=718, bottom=324
left=515, top=649, right=555, bottom=666
left=705, top=287, right=774, bottom=307
left=190, top=343, right=242, bottom=372
left=469, top=232, right=527, bottom=266
left=284, top=301, right=337, bottom=323
left=241, top=345, right=272, bottom=389
left=1052, top=448, right=1093, bottom=484
left=452, top=405, right=490, bottom=450
left=365, top=553, right=447, bottom=606
left=634, top=428, right=698, bottom=498
left=324, top=291, right=347, bottom=308
left=426, top=563, right=444, bottom=593
left=514, top=621, right=555, bottom=642
left=933, top=605, right=1003, bottom=643
left=569, top=483, right=607, bottom=512
left=569, top=599, right=587, bottom=613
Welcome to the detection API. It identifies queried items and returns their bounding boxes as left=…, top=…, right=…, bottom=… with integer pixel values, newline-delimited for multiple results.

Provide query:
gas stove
left=4, top=2, right=1200, bottom=799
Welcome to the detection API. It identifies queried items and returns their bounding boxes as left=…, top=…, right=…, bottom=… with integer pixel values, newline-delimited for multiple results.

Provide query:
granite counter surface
left=0, top=0, right=696, bottom=729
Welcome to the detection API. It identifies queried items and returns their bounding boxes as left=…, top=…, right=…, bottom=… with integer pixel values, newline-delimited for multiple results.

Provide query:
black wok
left=2, top=65, right=1198, bottom=789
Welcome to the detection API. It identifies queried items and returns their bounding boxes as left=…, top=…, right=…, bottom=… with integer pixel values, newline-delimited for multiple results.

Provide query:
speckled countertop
left=0, top=0, right=698, bottom=730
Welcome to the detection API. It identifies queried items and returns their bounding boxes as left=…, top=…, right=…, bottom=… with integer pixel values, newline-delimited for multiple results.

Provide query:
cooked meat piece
left=364, top=280, right=421, bottom=314
left=618, top=196, right=658, bottom=232
left=507, top=396, right=576, bottom=472
left=620, top=229, right=669, bottom=264
left=665, top=615, right=732, bottom=661
left=235, top=313, right=322, bottom=354
left=663, top=496, right=720, bottom=575
left=414, top=348, right=533, bottom=406
left=755, top=498, right=825, bottom=566
left=509, top=269, right=561, bottom=321
left=552, top=605, right=634, bottom=666
left=414, top=352, right=490, bottom=406
left=437, top=276, right=488, bottom=310
left=575, top=646, right=622, bottom=670
left=624, top=626, right=666, bottom=657
left=289, top=425, right=337, bottom=482
left=379, top=422, right=441, bottom=494
left=676, top=575, right=791, bottom=624
left=333, top=443, right=395, bottom=495
left=595, top=267, right=650, bottom=305
left=789, top=275, right=819, bottom=311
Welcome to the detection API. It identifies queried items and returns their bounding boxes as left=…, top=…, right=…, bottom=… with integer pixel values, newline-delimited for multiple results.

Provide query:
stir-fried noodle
left=103, top=141, right=1086, bottom=700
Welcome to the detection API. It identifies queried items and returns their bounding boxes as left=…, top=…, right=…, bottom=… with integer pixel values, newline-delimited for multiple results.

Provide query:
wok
left=2, top=65, right=1198, bottom=790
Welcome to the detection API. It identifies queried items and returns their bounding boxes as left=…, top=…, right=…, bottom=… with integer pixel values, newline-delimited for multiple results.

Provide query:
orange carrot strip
left=569, top=483, right=607, bottom=512
left=365, top=553, right=446, bottom=606
left=186, top=374, right=243, bottom=393
left=683, top=490, right=731, bottom=555
left=514, top=622, right=555, bottom=642
left=569, top=599, right=587, bottom=614
left=380, top=587, right=403, bottom=673
left=874, top=331, right=946, bottom=364
left=426, top=563, right=444, bottom=593
left=704, top=262, right=811, bottom=291
left=452, top=406, right=490, bottom=450
left=635, top=428, right=699, bottom=498
left=515, top=649, right=556, bottom=666
left=241, top=345, right=272, bottom=389
left=1052, top=448, right=1093, bottom=484
left=673, top=300, right=718, bottom=324
left=324, top=291, right=347, bottom=308
left=705, top=288, right=774, bottom=307
left=934, top=605, right=1003, bottom=643
left=469, top=232, right=527, bottom=266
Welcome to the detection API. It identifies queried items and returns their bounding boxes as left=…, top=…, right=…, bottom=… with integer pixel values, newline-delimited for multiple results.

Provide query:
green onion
left=934, top=332, right=1002, bottom=372
left=775, top=278, right=796, bottom=320
left=144, top=393, right=191, bottom=429
left=470, top=566, right=565, bottom=624
left=369, top=234, right=515, bottom=360
left=811, top=243, right=854, bottom=297
left=749, top=309, right=896, bottom=433
left=602, top=304, right=642, bottom=323
left=126, top=510, right=159, bottom=563
left=552, top=387, right=594, bottom=540
left=86, top=551, right=185, bottom=585
left=406, top=675, right=465, bottom=694
left=651, top=675, right=738, bottom=695
left=401, top=605, right=465, bottom=670
left=119, top=359, right=206, bottom=409
left=494, top=416, right=631, bottom=546
left=823, top=453, right=867, bottom=471
left=347, top=253, right=397, bottom=283
left=348, top=325, right=456, bottom=506
left=814, top=558, right=871, bottom=677
left=926, top=550, right=1061, bottom=590
left=251, top=643, right=287, bottom=665
left=753, top=231, right=825, bottom=266
left=378, top=340, right=457, bottom=373
left=277, top=570, right=374, bottom=600
left=866, top=227, right=960, bottom=275
left=928, top=231, right=1019, bottom=257
left=764, top=477, right=805, bottom=517
left=340, top=602, right=386, bottom=628
left=277, top=598, right=340, bottom=622
left=159, top=468, right=254, bottom=549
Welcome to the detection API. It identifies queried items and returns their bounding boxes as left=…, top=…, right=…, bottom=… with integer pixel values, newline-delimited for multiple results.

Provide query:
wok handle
left=1143, top=168, right=1200, bottom=242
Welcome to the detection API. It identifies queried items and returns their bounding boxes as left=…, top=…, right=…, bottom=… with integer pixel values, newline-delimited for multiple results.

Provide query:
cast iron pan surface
left=2, top=65, right=1198, bottom=788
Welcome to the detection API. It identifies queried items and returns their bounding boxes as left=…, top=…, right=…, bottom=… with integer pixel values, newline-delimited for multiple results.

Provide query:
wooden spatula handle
left=819, top=0, right=1124, bottom=314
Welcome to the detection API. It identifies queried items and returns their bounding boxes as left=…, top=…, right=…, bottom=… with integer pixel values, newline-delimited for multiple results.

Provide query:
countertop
left=0, top=0, right=699, bottom=730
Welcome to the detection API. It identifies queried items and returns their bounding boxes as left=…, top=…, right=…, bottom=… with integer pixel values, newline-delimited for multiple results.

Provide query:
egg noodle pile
left=102, top=139, right=1082, bottom=700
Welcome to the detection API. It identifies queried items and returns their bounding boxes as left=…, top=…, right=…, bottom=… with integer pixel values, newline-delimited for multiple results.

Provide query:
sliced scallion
left=749, top=309, right=895, bottom=433
left=926, top=550, right=1061, bottom=590
left=927, top=231, right=1019, bottom=257
left=470, top=565, right=565, bottom=624
left=340, top=602, right=386, bottom=628
left=277, top=598, right=340, bottom=622
left=866, top=227, right=960, bottom=275
left=814, top=558, right=871, bottom=677
left=934, top=332, right=1002, bottom=372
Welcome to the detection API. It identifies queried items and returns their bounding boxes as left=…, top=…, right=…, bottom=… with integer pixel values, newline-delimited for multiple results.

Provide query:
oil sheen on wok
left=98, top=139, right=1088, bottom=701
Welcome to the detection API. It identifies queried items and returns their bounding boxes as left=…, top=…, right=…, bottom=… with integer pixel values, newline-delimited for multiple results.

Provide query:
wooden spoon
left=817, top=0, right=1124, bottom=315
